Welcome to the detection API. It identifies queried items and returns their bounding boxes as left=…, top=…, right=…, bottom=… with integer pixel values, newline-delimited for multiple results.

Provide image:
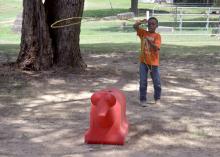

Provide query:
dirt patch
left=0, top=51, right=220, bottom=157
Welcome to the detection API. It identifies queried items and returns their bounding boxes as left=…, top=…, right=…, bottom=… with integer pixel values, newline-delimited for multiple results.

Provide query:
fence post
left=152, top=6, right=156, bottom=16
left=173, top=6, right=178, bottom=29
left=179, top=8, right=183, bottom=31
left=206, top=7, right=210, bottom=30
left=146, top=11, right=150, bottom=20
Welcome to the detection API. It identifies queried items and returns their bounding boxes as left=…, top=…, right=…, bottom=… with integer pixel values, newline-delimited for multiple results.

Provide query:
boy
left=133, top=17, right=161, bottom=107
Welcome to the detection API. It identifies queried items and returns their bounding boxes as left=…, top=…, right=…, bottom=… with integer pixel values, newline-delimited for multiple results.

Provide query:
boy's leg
left=139, top=63, right=148, bottom=102
left=150, top=66, right=161, bottom=101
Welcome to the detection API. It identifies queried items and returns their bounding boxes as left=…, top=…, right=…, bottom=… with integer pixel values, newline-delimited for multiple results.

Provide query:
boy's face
left=147, top=19, right=158, bottom=33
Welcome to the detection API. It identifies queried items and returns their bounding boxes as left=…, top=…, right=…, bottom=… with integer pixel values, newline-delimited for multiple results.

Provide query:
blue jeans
left=139, top=62, right=161, bottom=102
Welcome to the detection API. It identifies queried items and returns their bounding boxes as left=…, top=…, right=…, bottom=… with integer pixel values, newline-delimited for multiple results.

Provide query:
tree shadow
left=0, top=42, right=220, bottom=156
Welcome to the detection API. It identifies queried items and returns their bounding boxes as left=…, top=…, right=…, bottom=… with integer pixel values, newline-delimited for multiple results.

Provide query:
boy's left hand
left=146, top=37, right=153, bottom=46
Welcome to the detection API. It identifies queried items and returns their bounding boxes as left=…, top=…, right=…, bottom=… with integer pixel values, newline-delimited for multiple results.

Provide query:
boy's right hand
left=136, top=19, right=147, bottom=24
left=133, top=19, right=147, bottom=30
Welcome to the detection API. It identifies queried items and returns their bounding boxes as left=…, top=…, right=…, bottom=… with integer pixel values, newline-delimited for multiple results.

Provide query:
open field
left=0, top=0, right=220, bottom=157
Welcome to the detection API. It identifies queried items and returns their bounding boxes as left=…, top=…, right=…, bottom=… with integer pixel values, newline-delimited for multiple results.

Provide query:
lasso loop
left=50, top=0, right=139, bottom=29
left=50, top=0, right=115, bottom=29
left=51, top=16, right=141, bottom=29
left=51, top=17, right=91, bottom=29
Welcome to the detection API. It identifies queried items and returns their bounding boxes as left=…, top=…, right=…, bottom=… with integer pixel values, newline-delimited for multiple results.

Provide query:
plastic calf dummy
left=84, top=88, right=129, bottom=145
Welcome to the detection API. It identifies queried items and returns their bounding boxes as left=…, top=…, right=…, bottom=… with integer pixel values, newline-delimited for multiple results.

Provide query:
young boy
left=133, top=17, right=161, bottom=107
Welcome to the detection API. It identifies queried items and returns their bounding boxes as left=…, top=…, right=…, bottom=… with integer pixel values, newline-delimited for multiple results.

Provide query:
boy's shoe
left=140, top=101, right=147, bottom=107
left=155, top=99, right=161, bottom=105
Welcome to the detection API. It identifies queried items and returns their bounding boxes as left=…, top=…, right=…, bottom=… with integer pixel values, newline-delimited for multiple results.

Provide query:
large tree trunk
left=45, top=0, right=86, bottom=70
left=17, top=0, right=53, bottom=70
left=17, top=0, right=86, bottom=71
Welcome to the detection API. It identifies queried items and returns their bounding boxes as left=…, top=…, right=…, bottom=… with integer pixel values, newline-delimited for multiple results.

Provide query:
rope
left=137, top=20, right=153, bottom=73
left=50, top=16, right=139, bottom=29
left=143, top=37, right=153, bottom=73
left=51, top=17, right=94, bottom=29
left=146, top=39, right=153, bottom=73
left=50, top=0, right=139, bottom=29
left=51, top=0, right=117, bottom=29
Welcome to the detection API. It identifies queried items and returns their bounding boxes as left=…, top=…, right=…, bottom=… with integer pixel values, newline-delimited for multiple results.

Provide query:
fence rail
left=151, top=5, right=220, bottom=35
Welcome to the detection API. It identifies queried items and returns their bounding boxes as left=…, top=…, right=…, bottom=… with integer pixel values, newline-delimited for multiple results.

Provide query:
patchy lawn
left=0, top=43, right=220, bottom=157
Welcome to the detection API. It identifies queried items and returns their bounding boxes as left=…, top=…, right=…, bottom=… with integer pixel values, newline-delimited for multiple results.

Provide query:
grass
left=84, top=0, right=130, bottom=10
left=0, top=0, right=22, bottom=21
left=0, top=0, right=22, bottom=44
left=0, top=44, right=19, bottom=57
left=0, top=25, right=20, bottom=43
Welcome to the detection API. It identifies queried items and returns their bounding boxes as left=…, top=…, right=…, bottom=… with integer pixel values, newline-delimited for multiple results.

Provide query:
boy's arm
left=133, top=19, right=147, bottom=31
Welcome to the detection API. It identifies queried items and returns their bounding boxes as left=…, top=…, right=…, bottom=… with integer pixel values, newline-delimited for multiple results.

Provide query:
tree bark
left=131, top=0, right=138, bottom=16
left=17, top=0, right=53, bottom=70
left=17, top=0, right=86, bottom=71
left=45, top=0, right=86, bottom=70
left=214, top=0, right=220, bottom=6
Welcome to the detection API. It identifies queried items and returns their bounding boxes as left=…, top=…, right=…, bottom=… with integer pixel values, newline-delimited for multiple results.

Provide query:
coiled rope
left=50, top=17, right=102, bottom=29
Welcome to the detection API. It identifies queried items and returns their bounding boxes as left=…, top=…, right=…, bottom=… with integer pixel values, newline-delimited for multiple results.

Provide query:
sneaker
left=155, top=100, right=161, bottom=105
left=140, top=101, right=147, bottom=107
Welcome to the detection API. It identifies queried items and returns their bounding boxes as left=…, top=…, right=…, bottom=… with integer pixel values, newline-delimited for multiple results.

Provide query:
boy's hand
left=133, top=19, right=147, bottom=30
left=145, top=37, right=160, bottom=51
left=146, top=37, right=153, bottom=44
left=140, top=19, right=147, bottom=24
left=135, top=19, right=147, bottom=25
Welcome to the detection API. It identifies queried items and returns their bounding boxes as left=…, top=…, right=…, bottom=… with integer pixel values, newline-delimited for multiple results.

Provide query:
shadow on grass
left=0, top=42, right=220, bottom=155
left=81, top=42, right=220, bottom=57
left=1, top=42, right=219, bottom=62
left=0, top=44, right=19, bottom=63
left=0, top=44, right=19, bottom=55
left=92, top=25, right=135, bottom=33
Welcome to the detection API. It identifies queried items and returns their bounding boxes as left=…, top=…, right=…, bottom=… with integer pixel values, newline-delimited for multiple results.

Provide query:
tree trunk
left=17, top=0, right=86, bottom=71
left=131, top=0, right=138, bottom=16
left=45, top=0, right=86, bottom=70
left=214, top=0, right=220, bottom=6
left=17, top=0, right=53, bottom=70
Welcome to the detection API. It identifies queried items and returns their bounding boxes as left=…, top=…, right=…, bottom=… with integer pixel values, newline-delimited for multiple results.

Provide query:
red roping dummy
left=84, top=88, right=129, bottom=145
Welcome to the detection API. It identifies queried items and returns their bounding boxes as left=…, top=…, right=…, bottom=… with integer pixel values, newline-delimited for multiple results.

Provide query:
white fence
left=139, top=0, right=173, bottom=3
left=151, top=5, right=220, bottom=35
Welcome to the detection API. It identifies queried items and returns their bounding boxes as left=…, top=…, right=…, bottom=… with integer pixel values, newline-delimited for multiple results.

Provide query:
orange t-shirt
left=137, top=28, right=161, bottom=66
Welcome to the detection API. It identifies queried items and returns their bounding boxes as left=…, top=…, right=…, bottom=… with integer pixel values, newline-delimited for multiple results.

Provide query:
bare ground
left=0, top=50, right=220, bottom=157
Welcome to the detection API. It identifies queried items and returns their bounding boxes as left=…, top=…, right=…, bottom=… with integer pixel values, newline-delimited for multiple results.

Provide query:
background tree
left=131, top=0, right=138, bottom=16
left=214, top=0, right=220, bottom=6
left=17, top=0, right=86, bottom=71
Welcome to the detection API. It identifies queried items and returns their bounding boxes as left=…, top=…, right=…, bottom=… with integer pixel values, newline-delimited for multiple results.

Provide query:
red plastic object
left=84, top=88, right=129, bottom=145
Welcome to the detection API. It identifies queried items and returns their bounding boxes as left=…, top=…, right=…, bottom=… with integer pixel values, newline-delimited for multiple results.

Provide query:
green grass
left=0, top=0, right=22, bottom=44
left=83, top=0, right=130, bottom=17
left=0, top=25, right=20, bottom=43
left=0, top=44, right=19, bottom=55
left=0, top=0, right=22, bottom=21
left=84, top=0, right=130, bottom=10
